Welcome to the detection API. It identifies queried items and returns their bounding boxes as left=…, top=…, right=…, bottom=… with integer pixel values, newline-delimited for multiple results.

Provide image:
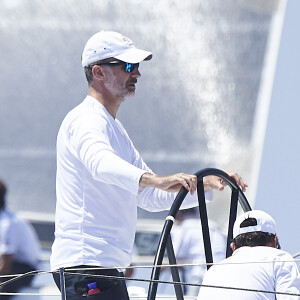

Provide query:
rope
left=0, top=293, right=188, bottom=299
left=0, top=270, right=43, bottom=287
left=56, top=257, right=300, bottom=272
left=1, top=256, right=300, bottom=280
left=59, top=271, right=300, bottom=297
left=0, top=291, right=52, bottom=296
left=1, top=259, right=300, bottom=298
left=1, top=256, right=300, bottom=279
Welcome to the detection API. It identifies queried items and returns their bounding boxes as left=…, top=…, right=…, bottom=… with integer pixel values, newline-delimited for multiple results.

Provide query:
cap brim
left=114, top=48, right=152, bottom=63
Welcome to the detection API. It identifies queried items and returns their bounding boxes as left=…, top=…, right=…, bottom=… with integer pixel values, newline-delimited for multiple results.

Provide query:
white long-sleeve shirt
left=50, top=96, right=212, bottom=271
left=198, top=246, right=300, bottom=300
left=0, top=209, right=40, bottom=268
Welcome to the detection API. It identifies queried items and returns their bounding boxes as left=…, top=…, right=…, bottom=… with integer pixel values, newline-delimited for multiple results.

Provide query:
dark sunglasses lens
left=125, top=63, right=138, bottom=72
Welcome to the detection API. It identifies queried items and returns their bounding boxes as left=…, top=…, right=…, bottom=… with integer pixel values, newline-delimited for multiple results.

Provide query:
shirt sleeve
left=274, top=252, right=300, bottom=299
left=70, top=110, right=214, bottom=204
left=71, top=113, right=146, bottom=196
left=137, top=186, right=213, bottom=212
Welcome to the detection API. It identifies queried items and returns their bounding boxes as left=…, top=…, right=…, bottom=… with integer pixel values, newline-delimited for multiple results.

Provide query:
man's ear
left=230, top=242, right=236, bottom=252
left=267, top=235, right=279, bottom=248
left=274, top=235, right=279, bottom=248
left=92, top=65, right=105, bottom=80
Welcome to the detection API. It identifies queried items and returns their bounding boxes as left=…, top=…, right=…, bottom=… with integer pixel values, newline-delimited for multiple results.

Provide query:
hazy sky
left=255, top=0, right=300, bottom=256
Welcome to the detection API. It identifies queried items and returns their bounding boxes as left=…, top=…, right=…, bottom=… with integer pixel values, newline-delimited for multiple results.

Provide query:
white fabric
left=197, top=246, right=300, bottom=300
left=81, top=31, right=152, bottom=67
left=233, top=210, right=276, bottom=238
left=172, top=218, right=226, bottom=296
left=51, top=96, right=212, bottom=271
left=0, top=210, right=40, bottom=267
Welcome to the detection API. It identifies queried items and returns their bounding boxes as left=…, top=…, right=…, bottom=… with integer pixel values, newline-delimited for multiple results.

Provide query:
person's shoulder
left=271, top=247, right=295, bottom=260
left=0, top=210, right=23, bottom=233
left=63, top=97, right=111, bottom=130
left=202, top=256, right=229, bottom=278
left=0, top=209, right=15, bottom=221
left=0, top=210, right=10, bottom=230
left=239, top=246, right=294, bottom=261
left=64, top=97, right=100, bottom=120
left=252, top=246, right=286, bottom=254
left=4, top=211, right=28, bottom=227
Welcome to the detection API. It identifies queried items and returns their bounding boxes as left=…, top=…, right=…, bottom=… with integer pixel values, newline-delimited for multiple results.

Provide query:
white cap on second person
left=233, top=210, right=276, bottom=239
left=81, top=31, right=153, bottom=67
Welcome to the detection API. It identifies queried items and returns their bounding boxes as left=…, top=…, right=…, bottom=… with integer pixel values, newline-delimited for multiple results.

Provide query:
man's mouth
left=128, top=79, right=137, bottom=85
left=127, top=80, right=137, bottom=89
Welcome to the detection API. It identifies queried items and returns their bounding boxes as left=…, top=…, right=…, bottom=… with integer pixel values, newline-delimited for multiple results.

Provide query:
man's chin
left=126, top=88, right=136, bottom=97
left=121, top=90, right=135, bottom=101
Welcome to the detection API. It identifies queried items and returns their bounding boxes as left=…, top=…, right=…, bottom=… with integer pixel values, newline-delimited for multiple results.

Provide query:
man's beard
left=104, top=72, right=137, bottom=100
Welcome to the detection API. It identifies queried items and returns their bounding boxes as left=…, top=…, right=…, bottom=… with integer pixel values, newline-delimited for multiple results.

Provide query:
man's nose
left=131, top=67, right=141, bottom=78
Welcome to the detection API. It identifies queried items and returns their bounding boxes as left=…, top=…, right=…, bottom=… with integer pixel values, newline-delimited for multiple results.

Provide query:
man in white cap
left=50, top=30, right=247, bottom=299
left=198, top=210, right=300, bottom=299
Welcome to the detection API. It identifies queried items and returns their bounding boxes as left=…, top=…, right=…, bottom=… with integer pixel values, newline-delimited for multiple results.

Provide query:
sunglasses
left=91, top=61, right=139, bottom=73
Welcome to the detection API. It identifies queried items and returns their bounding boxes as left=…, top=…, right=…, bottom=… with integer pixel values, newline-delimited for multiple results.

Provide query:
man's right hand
left=140, top=171, right=247, bottom=194
left=139, top=172, right=197, bottom=195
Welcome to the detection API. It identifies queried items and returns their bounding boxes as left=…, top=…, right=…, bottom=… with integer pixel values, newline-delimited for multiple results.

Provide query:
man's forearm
left=139, top=172, right=159, bottom=188
left=139, top=172, right=197, bottom=194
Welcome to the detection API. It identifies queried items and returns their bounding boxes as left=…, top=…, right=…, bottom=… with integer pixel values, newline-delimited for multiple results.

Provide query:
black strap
left=197, top=180, right=213, bottom=270
left=226, top=188, right=238, bottom=257
left=166, top=236, right=184, bottom=299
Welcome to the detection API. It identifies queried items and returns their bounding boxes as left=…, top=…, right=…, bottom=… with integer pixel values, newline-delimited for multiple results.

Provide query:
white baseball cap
left=81, top=30, right=152, bottom=67
left=233, top=210, right=276, bottom=239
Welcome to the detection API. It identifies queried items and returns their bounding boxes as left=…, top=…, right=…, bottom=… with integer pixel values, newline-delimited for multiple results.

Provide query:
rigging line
left=0, top=269, right=299, bottom=297
left=0, top=292, right=187, bottom=299
left=0, top=270, right=48, bottom=287
left=1, top=255, right=300, bottom=281
left=2, top=256, right=299, bottom=281
left=63, top=271, right=300, bottom=297
left=59, top=258, right=300, bottom=272
left=293, top=252, right=300, bottom=258
left=0, top=292, right=46, bottom=296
